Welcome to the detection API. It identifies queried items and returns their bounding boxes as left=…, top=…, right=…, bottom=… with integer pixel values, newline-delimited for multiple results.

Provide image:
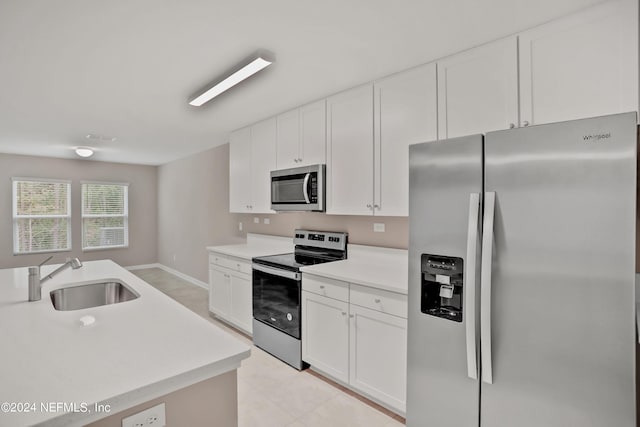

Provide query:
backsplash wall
left=232, top=212, right=408, bottom=249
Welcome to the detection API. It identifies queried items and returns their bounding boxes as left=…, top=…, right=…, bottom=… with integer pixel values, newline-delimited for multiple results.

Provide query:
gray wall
left=157, top=144, right=243, bottom=283
left=157, top=143, right=408, bottom=284
left=0, top=153, right=157, bottom=269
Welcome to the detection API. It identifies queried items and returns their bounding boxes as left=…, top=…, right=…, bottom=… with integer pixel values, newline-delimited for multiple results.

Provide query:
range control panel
left=293, top=229, right=348, bottom=251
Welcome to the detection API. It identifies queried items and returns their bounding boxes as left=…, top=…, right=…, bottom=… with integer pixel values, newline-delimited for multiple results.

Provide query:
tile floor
left=130, top=268, right=406, bottom=427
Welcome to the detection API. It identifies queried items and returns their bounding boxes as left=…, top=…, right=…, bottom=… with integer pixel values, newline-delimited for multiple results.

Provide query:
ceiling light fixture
left=75, top=147, right=94, bottom=158
left=188, top=50, right=275, bottom=107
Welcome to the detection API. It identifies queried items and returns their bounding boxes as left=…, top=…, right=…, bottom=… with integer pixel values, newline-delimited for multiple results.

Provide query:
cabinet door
left=301, top=290, right=349, bottom=383
left=276, top=108, right=300, bottom=170
left=349, top=304, right=407, bottom=414
left=299, top=99, right=326, bottom=166
left=250, top=118, right=277, bottom=213
left=229, top=273, right=253, bottom=335
left=209, top=267, right=231, bottom=317
left=437, top=36, right=519, bottom=139
left=326, top=84, right=374, bottom=215
left=519, top=0, right=638, bottom=126
left=229, top=127, right=252, bottom=213
left=374, top=63, right=438, bottom=217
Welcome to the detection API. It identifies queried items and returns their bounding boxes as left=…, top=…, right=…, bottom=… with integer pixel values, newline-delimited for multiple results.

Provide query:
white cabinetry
left=519, top=0, right=638, bottom=126
left=374, top=63, right=438, bottom=216
left=437, top=36, right=519, bottom=139
left=208, top=252, right=253, bottom=335
left=276, top=100, right=326, bottom=170
left=301, top=288, right=349, bottom=383
left=229, top=127, right=252, bottom=213
left=229, top=118, right=276, bottom=213
left=326, top=84, right=374, bottom=215
left=301, top=274, right=408, bottom=415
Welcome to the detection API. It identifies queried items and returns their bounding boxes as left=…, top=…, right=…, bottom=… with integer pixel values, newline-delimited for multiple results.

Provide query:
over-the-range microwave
left=271, top=164, right=325, bottom=212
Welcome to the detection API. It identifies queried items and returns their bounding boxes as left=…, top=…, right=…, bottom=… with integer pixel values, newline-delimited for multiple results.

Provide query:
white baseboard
left=126, top=263, right=209, bottom=290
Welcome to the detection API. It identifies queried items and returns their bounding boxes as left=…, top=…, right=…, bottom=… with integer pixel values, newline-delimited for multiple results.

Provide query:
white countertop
left=0, top=260, right=250, bottom=427
left=301, top=245, right=408, bottom=294
left=207, top=233, right=293, bottom=260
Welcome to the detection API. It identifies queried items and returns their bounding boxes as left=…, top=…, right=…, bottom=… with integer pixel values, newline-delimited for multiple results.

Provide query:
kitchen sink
left=50, top=280, right=139, bottom=311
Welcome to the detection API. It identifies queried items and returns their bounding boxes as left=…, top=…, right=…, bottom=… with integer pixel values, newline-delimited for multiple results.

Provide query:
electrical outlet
left=263, top=218, right=270, bottom=225
left=253, top=217, right=259, bottom=224
left=373, top=223, right=385, bottom=232
left=238, top=222, right=243, bottom=231
left=121, top=403, right=166, bottom=427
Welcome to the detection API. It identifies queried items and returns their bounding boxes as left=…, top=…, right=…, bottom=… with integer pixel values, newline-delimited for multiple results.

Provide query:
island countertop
left=0, top=260, right=250, bottom=427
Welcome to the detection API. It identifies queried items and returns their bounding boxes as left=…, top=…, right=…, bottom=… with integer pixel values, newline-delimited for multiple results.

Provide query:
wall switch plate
left=121, top=402, right=166, bottom=427
left=373, top=223, right=385, bottom=233
left=253, top=217, right=259, bottom=224
left=238, top=222, right=243, bottom=231
left=263, top=218, right=270, bottom=225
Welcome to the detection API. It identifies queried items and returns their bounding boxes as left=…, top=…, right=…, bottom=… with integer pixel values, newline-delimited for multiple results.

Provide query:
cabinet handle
left=298, top=158, right=303, bottom=162
left=509, top=123, right=515, bottom=129
left=373, top=204, right=379, bottom=209
left=374, top=298, right=381, bottom=303
left=366, top=204, right=372, bottom=209
left=319, top=285, right=325, bottom=289
left=294, top=158, right=299, bottom=163
left=523, top=121, right=530, bottom=127
left=349, top=314, right=354, bottom=318
left=341, top=312, right=347, bottom=316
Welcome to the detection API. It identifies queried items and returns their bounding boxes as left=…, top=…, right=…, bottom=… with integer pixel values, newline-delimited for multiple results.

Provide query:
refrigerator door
left=481, top=112, right=637, bottom=427
left=407, top=135, right=483, bottom=427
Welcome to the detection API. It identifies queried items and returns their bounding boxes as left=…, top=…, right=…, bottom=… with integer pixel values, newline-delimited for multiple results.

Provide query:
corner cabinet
left=229, top=118, right=276, bottom=213
left=301, top=274, right=408, bottom=415
left=276, top=100, right=326, bottom=170
left=437, top=36, right=519, bottom=139
left=518, top=0, right=638, bottom=126
left=208, top=252, right=253, bottom=335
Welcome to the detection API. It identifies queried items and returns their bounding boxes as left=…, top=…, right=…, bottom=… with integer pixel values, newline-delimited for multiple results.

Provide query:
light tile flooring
left=131, top=268, right=406, bottom=427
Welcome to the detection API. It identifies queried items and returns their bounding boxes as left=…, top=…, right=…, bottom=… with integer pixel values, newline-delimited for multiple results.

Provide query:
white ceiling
left=0, top=0, right=603, bottom=165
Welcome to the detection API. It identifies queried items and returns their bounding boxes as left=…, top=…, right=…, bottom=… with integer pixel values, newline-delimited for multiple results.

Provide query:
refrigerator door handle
left=465, top=193, right=480, bottom=380
left=480, top=191, right=496, bottom=384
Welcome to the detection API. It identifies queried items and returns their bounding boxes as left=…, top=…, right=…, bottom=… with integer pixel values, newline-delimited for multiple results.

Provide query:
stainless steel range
left=252, top=229, right=348, bottom=369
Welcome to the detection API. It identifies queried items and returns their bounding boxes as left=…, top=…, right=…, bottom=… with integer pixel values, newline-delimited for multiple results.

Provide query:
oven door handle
left=253, top=264, right=301, bottom=281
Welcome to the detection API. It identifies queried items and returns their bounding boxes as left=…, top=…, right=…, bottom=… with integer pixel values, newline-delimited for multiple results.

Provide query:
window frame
left=12, top=177, right=72, bottom=255
left=81, top=181, right=130, bottom=251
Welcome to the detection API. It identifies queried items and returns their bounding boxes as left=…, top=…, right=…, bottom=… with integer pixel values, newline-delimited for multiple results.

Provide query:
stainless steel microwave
left=271, top=164, right=325, bottom=212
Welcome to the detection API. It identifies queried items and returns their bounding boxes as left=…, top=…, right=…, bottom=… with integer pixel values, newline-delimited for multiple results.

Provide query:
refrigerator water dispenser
left=420, top=254, right=463, bottom=322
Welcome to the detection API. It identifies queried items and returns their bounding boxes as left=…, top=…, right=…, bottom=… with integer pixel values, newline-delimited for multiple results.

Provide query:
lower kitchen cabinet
left=301, top=290, right=349, bottom=383
left=349, top=304, right=407, bottom=413
left=208, top=252, right=253, bottom=335
left=301, top=274, right=407, bottom=415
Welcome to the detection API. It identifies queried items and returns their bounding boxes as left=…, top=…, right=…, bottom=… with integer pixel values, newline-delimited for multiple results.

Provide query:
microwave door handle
left=303, top=173, right=311, bottom=203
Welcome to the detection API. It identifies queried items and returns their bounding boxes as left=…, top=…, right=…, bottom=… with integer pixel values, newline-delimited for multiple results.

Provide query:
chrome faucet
left=28, top=256, right=83, bottom=302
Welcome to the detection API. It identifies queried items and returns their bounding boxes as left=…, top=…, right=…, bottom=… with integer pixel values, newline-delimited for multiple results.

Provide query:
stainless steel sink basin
left=50, top=280, right=139, bottom=311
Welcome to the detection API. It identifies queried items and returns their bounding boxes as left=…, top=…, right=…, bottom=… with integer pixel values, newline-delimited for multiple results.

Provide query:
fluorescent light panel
left=75, top=147, right=94, bottom=158
left=189, top=56, right=273, bottom=107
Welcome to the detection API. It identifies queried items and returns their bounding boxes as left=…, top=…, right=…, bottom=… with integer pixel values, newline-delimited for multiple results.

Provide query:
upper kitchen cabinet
left=229, top=118, right=277, bottom=213
left=519, top=0, right=638, bottom=126
left=437, top=36, right=519, bottom=139
left=326, top=84, right=375, bottom=215
left=276, top=100, right=326, bottom=170
left=229, top=127, right=252, bottom=212
left=374, top=63, right=437, bottom=216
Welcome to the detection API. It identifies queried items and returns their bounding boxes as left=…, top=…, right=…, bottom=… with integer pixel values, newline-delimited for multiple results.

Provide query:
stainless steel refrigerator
left=406, top=112, right=637, bottom=427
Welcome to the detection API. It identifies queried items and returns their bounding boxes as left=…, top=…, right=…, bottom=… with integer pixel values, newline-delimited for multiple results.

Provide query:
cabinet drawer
left=302, top=275, right=349, bottom=302
left=350, top=284, right=407, bottom=318
left=209, top=253, right=252, bottom=275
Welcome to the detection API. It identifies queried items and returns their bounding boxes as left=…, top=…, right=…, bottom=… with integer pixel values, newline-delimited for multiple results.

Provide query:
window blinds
left=81, top=182, right=129, bottom=250
left=12, top=178, right=71, bottom=254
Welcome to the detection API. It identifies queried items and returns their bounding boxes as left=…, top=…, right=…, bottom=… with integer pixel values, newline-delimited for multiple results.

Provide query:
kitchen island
left=0, top=260, right=250, bottom=427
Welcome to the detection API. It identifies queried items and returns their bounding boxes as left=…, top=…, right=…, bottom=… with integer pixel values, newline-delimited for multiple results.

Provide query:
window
left=81, top=182, right=129, bottom=250
left=12, top=178, right=72, bottom=254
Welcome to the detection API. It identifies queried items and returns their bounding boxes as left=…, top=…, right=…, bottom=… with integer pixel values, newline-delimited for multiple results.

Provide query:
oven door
left=252, top=264, right=302, bottom=339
